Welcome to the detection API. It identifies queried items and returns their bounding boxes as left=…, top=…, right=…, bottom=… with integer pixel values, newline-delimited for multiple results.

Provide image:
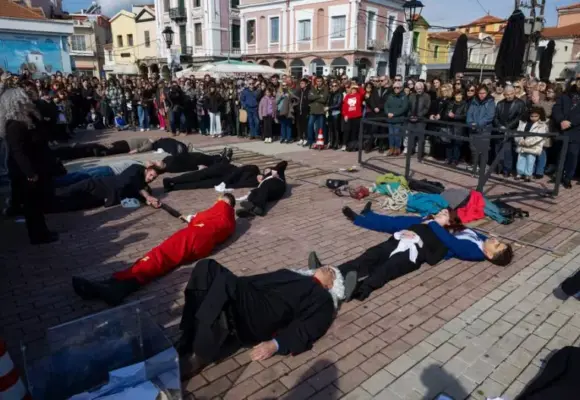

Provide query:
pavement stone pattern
left=1, top=128, right=580, bottom=400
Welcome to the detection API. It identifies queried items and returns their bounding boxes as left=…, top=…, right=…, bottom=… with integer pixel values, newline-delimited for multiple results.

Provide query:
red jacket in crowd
left=342, top=90, right=364, bottom=120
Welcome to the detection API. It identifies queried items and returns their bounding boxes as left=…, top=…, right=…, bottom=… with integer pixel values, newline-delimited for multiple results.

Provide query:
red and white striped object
left=0, top=340, right=31, bottom=400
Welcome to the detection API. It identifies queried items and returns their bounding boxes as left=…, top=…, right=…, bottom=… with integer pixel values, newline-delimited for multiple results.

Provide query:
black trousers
left=247, top=178, right=286, bottom=211
left=328, top=115, right=341, bottom=146
left=47, top=178, right=109, bottom=213
left=296, top=113, right=308, bottom=141
left=169, top=164, right=259, bottom=190
left=337, top=239, right=419, bottom=293
left=343, top=117, right=361, bottom=146
left=180, top=259, right=238, bottom=361
left=13, top=178, right=51, bottom=241
left=263, top=116, right=274, bottom=139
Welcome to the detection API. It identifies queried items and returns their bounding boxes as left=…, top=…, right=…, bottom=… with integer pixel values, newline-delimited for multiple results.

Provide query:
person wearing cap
left=384, top=81, right=409, bottom=156
left=341, top=83, right=364, bottom=150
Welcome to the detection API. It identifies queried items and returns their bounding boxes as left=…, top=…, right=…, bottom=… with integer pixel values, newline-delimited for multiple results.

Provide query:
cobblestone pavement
left=1, top=129, right=580, bottom=400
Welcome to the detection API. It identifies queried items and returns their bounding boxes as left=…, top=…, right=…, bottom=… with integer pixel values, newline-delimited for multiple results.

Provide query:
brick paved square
left=3, top=131, right=580, bottom=399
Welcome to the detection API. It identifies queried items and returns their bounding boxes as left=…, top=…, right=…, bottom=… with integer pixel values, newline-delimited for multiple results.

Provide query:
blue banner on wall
left=0, top=33, right=64, bottom=77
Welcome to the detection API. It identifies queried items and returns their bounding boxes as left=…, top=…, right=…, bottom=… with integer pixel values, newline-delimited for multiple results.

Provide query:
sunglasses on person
left=395, top=78, right=402, bottom=81
left=467, top=89, right=475, bottom=92
left=380, top=79, right=387, bottom=82
left=514, top=85, right=521, bottom=88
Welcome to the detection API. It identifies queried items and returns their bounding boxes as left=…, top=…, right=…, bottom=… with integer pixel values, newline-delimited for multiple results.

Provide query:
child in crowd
left=114, top=112, right=130, bottom=131
left=86, top=106, right=104, bottom=130
left=259, top=87, right=277, bottom=143
left=515, top=106, right=547, bottom=182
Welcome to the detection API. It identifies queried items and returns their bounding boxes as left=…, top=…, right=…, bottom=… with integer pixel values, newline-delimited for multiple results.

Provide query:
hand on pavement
left=147, top=197, right=161, bottom=208
left=250, top=340, right=277, bottom=361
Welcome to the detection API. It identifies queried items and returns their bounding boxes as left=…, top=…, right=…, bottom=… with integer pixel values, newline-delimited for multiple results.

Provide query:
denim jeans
left=279, top=117, right=292, bottom=141
left=388, top=125, right=402, bottom=149
left=495, top=138, right=514, bottom=173
left=307, top=114, right=325, bottom=144
left=53, top=166, right=114, bottom=188
left=516, top=153, right=536, bottom=176
left=247, top=109, right=260, bottom=137
left=535, top=149, right=547, bottom=176
left=209, top=112, right=222, bottom=136
left=138, top=105, right=149, bottom=130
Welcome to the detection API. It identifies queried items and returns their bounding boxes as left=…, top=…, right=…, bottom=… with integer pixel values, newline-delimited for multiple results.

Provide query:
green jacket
left=384, top=92, right=410, bottom=124
left=308, top=86, right=329, bottom=115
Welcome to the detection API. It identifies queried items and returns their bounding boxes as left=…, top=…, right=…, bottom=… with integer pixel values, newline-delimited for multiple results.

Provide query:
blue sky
left=63, top=0, right=574, bottom=27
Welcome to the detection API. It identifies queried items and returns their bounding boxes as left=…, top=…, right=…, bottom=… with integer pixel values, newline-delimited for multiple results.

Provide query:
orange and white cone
left=313, top=128, right=325, bottom=150
left=0, top=340, right=31, bottom=400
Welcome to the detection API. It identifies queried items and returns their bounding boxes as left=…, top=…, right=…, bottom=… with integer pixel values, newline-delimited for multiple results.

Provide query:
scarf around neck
left=291, top=267, right=345, bottom=308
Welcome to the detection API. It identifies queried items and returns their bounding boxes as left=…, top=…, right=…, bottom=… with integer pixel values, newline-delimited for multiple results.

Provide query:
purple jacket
left=259, top=96, right=276, bottom=119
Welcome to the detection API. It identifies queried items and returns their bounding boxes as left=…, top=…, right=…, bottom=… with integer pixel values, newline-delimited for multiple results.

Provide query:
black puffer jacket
left=327, top=90, right=343, bottom=113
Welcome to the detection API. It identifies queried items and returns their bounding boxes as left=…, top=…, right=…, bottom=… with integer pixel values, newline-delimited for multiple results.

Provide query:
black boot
left=72, top=277, right=140, bottom=306
left=236, top=200, right=258, bottom=218
left=220, top=147, right=228, bottom=159
left=175, top=330, right=195, bottom=357
left=226, top=148, right=234, bottom=161
left=308, top=251, right=322, bottom=270
left=180, top=354, right=209, bottom=380
left=561, top=272, right=580, bottom=297
left=361, top=201, right=372, bottom=215
left=342, top=206, right=358, bottom=222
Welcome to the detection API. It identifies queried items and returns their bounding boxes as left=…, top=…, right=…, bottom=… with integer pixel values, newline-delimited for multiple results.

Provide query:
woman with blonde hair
left=0, top=87, right=58, bottom=244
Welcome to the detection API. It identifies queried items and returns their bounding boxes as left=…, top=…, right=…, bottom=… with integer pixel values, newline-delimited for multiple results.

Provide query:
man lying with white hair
left=176, top=257, right=356, bottom=377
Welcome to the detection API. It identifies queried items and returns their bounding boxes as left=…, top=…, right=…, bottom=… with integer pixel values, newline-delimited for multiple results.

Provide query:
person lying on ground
left=71, top=194, right=237, bottom=306
left=53, top=159, right=144, bottom=188
left=47, top=163, right=162, bottom=213
left=127, top=137, right=190, bottom=156
left=147, top=147, right=233, bottom=174
left=175, top=258, right=354, bottom=378
left=344, top=201, right=513, bottom=265
left=163, top=162, right=261, bottom=192
left=236, top=161, right=289, bottom=218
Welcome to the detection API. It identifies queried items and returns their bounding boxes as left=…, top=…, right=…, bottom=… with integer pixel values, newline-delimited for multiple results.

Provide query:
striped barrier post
left=0, top=340, right=31, bottom=400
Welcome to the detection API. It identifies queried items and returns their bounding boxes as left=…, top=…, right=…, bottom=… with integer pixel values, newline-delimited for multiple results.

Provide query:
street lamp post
left=162, top=26, right=175, bottom=79
left=403, top=0, right=424, bottom=31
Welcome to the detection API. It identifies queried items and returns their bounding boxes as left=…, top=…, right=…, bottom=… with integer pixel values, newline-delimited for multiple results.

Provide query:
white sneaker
left=146, top=128, right=150, bottom=131
left=403, top=147, right=408, bottom=154
left=341, top=145, right=346, bottom=151
left=140, top=128, right=144, bottom=132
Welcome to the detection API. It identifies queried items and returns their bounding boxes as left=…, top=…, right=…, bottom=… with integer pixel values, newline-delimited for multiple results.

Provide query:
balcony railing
left=182, top=46, right=193, bottom=55
left=169, top=7, right=186, bottom=21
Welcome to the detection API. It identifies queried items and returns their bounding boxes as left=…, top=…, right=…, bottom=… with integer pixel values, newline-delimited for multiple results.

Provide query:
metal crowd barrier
left=357, top=117, right=569, bottom=197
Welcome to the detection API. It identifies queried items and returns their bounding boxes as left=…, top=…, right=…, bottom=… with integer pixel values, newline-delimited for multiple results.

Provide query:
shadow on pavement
left=421, top=364, right=470, bottom=400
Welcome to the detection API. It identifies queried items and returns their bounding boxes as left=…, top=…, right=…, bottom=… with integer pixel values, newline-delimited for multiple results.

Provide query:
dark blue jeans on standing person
left=279, top=117, right=292, bottom=141
left=535, top=149, right=547, bottom=176
left=138, top=105, right=150, bottom=130
left=495, top=138, right=514, bottom=174
left=170, top=109, right=182, bottom=134
left=307, top=114, right=325, bottom=145
left=388, top=124, right=403, bottom=149
left=247, top=109, right=260, bottom=138
left=54, top=166, right=114, bottom=188
left=444, top=126, right=466, bottom=164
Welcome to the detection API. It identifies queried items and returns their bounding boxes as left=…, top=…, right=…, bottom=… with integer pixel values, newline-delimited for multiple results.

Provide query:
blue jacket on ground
left=240, top=88, right=259, bottom=110
left=406, top=193, right=450, bottom=216
left=354, top=211, right=487, bottom=262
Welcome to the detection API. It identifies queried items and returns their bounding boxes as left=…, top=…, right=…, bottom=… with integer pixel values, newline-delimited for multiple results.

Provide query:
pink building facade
left=239, top=0, right=405, bottom=78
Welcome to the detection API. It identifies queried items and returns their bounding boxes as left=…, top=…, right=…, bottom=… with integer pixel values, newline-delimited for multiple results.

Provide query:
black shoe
left=30, top=232, right=59, bottom=245
left=563, top=179, right=572, bottom=189
left=163, top=178, right=174, bottom=192
left=236, top=208, right=255, bottom=219
left=72, top=277, right=140, bottom=306
left=240, top=200, right=254, bottom=211
left=361, top=201, right=372, bottom=215
left=533, top=174, right=544, bottom=180
left=502, top=171, right=510, bottom=178
left=342, top=206, right=358, bottom=222
left=253, top=206, right=264, bottom=216
left=343, top=271, right=358, bottom=302
left=308, top=251, right=322, bottom=270
left=523, top=177, right=531, bottom=183
left=226, top=148, right=234, bottom=161
left=561, top=275, right=580, bottom=297
left=220, top=147, right=228, bottom=159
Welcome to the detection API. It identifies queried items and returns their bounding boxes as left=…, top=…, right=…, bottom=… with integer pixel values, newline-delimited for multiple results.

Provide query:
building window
left=231, top=24, right=240, bottom=49
left=194, top=23, right=202, bottom=46
left=468, top=48, right=473, bottom=62
left=270, top=17, right=280, bottom=43
left=297, top=19, right=311, bottom=41
left=230, top=0, right=239, bottom=8
left=108, top=50, right=113, bottom=61
left=331, top=16, right=346, bottom=39
left=387, top=15, right=395, bottom=43
left=71, top=35, right=87, bottom=51
left=434, top=45, right=439, bottom=58
left=247, top=20, right=256, bottom=44
left=144, top=30, right=151, bottom=47
left=479, top=26, right=484, bottom=33
left=194, top=0, right=200, bottom=7
left=367, top=11, right=376, bottom=41
left=412, top=31, right=419, bottom=51
left=127, top=34, right=134, bottom=47
left=163, top=0, right=169, bottom=11
left=117, top=35, right=123, bottom=47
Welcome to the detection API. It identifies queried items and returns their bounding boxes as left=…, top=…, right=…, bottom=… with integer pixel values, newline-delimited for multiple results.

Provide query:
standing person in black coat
left=167, top=82, right=185, bottom=135
left=176, top=258, right=349, bottom=377
left=551, top=74, right=580, bottom=188
left=0, top=88, right=58, bottom=244
left=368, top=76, right=391, bottom=152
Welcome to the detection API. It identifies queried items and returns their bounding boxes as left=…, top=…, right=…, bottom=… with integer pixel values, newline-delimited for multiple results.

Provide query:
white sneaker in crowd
left=140, top=128, right=145, bottom=132
left=341, top=145, right=347, bottom=151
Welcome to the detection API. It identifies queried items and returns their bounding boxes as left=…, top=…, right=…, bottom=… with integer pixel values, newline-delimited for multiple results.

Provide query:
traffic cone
left=0, top=340, right=31, bottom=400
left=313, top=128, right=325, bottom=150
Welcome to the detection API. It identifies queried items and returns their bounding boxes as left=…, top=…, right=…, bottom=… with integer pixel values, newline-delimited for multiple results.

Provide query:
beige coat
left=515, top=120, right=548, bottom=155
